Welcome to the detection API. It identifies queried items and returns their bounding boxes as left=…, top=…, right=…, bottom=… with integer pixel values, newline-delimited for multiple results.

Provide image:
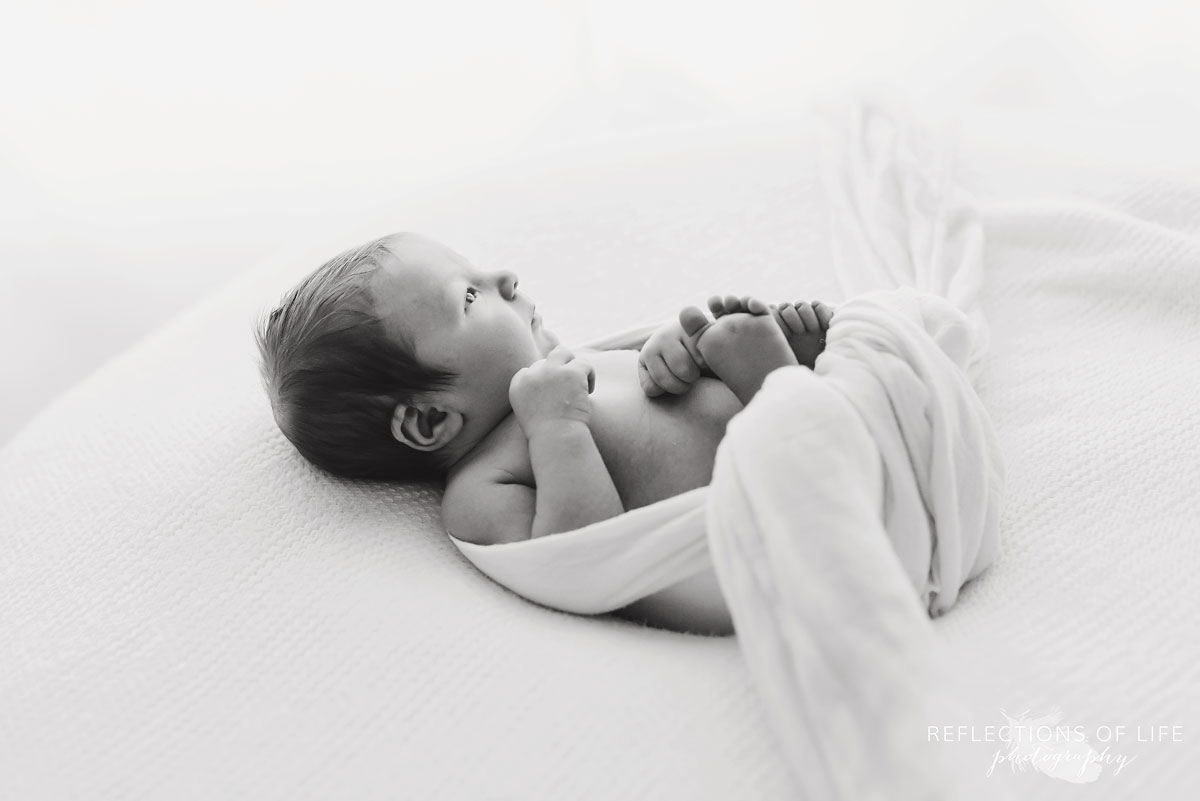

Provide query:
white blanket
left=708, top=289, right=1003, bottom=801
left=702, top=104, right=1009, bottom=799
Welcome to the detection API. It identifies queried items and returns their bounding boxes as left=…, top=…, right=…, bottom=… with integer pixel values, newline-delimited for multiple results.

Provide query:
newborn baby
left=256, top=233, right=833, bottom=633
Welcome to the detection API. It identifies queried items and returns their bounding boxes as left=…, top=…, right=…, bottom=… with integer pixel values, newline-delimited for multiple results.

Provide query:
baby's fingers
left=546, top=345, right=574, bottom=366
left=679, top=305, right=710, bottom=340
left=574, top=359, right=596, bottom=394
left=663, top=346, right=700, bottom=384
left=647, top=354, right=690, bottom=395
left=638, top=359, right=665, bottom=397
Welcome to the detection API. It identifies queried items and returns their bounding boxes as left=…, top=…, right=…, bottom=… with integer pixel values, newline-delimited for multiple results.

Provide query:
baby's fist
left=638, top=319, right=707, bottom=397
left=509, top=346, right=596, bottom=437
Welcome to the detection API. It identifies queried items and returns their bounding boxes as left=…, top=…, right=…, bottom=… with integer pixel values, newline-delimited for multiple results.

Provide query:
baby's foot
left=678, top=306, right=798, bottom=407
left=708, top=295, right=835, bottom=368
left=774, top=300, right=835, bottom=369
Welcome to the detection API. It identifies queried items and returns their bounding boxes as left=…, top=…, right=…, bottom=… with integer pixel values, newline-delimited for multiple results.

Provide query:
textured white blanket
left=2, top=103, right=1197, bottom=799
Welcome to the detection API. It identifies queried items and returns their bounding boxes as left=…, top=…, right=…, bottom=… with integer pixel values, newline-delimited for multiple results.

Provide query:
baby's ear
left=391, top=403, right=463, bottom=452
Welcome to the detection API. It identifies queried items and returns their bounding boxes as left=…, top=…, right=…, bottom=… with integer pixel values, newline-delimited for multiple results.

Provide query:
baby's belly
left=584, top=350, right=743, bottom=511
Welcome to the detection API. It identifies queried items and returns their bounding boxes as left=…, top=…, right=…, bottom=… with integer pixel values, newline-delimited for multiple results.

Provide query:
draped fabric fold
left=706, top=287, right=1004, bottom=799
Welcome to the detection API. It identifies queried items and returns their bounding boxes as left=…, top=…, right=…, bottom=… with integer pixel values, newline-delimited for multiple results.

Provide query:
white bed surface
left=2, top=108, right=1197, bottom=799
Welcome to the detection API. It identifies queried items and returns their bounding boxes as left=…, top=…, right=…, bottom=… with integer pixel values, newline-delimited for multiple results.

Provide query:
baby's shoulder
left=443, top=416, right=532, bottom=524
left=443, top=429, right=535, bottom=545
left=449, top=415, right=531, bottom=488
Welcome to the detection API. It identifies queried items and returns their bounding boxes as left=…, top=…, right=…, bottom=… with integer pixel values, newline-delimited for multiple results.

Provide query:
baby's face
left=370, top=234, right=559, bottom=430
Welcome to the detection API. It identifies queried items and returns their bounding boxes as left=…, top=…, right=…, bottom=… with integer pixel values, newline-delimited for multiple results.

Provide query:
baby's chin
left=534, top=320, right=559, bottom=355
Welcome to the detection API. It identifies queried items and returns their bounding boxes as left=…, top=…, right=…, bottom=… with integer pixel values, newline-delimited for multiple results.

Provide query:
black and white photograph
left=2, top=1, right=1197, bottom=798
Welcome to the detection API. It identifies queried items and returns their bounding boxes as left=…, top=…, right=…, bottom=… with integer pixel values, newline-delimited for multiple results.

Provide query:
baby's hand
left=637, top=319, right=707, bottom=397
left=509, top=346, right=596, bottom=438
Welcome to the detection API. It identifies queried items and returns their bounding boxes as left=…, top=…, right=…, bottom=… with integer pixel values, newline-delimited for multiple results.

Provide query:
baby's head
left=255, top=232, right=558, bottom=481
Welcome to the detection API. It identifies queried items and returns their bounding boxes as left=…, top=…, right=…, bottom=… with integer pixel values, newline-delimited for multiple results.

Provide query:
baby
left=256, top=233, right=833, bottom=633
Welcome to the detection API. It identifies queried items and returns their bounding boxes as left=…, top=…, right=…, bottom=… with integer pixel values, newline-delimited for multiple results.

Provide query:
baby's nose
left=497, top=270, right=519, bottom=301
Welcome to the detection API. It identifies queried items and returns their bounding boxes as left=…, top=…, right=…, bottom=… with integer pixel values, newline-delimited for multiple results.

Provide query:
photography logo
left=929, top=707, right=1185, bottom=783
left=991, top=709, right=1106, bottom=783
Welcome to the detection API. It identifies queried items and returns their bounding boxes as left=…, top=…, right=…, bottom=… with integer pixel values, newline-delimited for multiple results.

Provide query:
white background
left=4, top=0, right=1200, bottom=446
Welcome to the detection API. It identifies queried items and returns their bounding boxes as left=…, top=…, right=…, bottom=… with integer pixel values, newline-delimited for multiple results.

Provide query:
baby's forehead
left=381, top=234, right=472, bottom=275
left=368, top=238, right=459, bottom=300
left=368, top=235, right=465, bottom=346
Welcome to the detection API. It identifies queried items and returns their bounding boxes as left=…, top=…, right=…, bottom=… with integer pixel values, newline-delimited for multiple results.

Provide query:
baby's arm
left=442, top=476, right=537, bottom=545
left=524, top=419, right=623, bottom=539
left=444, top=346, right=623, bottom=543
left=456, top=345, right=628, bottom=544
left=515, top=346, right=624, bottom=538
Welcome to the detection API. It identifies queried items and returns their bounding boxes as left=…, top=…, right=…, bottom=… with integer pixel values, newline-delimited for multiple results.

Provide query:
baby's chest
left=585, top=351, right=742, bottom=510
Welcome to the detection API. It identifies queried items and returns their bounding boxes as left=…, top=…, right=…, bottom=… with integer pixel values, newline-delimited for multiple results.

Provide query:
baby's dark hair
left=254, top=234, right=454, bottom=481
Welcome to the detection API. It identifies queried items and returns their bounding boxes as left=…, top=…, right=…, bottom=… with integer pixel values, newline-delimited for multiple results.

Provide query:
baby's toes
left=812, top=300, right=834, bottom=330
left=777, top=302, right=804, bottom=336
left=795, top=301, right=820, bottom=332
left=742, top=296, right=770, bottom=315
left=707, top=295, right=727, bottom=318
left=679, top=305, right=711, bottom=340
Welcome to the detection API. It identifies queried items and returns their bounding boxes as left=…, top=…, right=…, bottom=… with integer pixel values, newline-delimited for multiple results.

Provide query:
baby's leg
left=679, top=307, right=798, bottom=407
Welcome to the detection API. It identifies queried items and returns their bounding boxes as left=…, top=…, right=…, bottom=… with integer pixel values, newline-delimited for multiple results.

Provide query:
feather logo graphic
left=996, top=708, right=1102, bottom=783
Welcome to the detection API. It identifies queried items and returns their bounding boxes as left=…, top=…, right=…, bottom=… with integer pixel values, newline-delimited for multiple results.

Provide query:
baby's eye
left=464, top=287, right=479, bottom=310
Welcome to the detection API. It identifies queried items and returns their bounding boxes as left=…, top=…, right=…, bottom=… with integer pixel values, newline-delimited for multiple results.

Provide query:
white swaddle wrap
left=705, top=287, right=1006, bottom=799
left=811, top=285, right=1003, bottom=616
